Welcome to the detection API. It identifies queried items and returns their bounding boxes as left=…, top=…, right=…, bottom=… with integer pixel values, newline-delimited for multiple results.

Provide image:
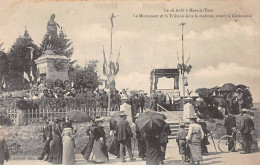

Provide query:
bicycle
left=218, top=128, right=243, bottom=153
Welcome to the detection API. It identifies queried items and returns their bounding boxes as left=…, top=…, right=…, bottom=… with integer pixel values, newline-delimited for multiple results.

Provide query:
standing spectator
left=240, top=109, right=254, bottom=154
left=236, top=88, right=244, bottom=113
left=88, top=118, right=109, bottom=163
left=48, top=118, right=63, bottom=164
left=81, top=117, right=98, bottom=161
left=115, top=90, right=121, bottom=111
left=108, top=117, right=121, bottom=158
left=158, top=91, right=165, bottom=111
left=135, top=114, right=146, bottom=160
left=100, top=91, right=108, bottom=111
left=144, top=131, right=162, bottom=165
left=116, top=112, right=135, bottom=163
left=164, top=93, right=172, bottom=111
left=224, top=112, right=237, bottom=152
left=176, top=123, right=190, bottom=163
left=131, top=95, right=139, bottom=122
left=38, top=119, right=53, bottom=161
left=197, top=118, right=210, bottom=155
left=138, top=93, right=145, bottom=113
left=0, top=130, right=9, bottom=165
left=186, top=116, right=204, bottom=165
left=158, top=115, right=171, bottom=164
left=62, top=122, right=76, bottom=165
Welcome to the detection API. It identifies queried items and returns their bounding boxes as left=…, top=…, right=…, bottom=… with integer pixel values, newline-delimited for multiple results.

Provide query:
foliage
left=6, top=29, right=40, bottom=91
left=73, top=60, right=102, bottom=91
left=0, top=43, right=8, bottom=89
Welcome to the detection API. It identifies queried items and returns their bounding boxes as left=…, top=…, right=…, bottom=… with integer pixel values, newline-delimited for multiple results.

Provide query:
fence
left=6, top=107, right=109, bottom=124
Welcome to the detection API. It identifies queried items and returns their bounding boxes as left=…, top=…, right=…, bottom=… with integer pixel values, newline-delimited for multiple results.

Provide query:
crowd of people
left=194, top=86, right=254, bottom=119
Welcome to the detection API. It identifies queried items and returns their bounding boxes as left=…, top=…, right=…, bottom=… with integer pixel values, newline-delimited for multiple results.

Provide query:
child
left=176, top=122, right=190, bottom=163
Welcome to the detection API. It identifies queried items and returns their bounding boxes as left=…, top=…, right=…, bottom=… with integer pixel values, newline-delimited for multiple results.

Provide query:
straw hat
left=119, top=112, right=127, bottom=117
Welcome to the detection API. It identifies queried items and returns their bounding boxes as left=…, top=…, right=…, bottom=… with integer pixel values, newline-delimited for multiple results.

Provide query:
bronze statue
left=43, top=14, right=60, bottom=52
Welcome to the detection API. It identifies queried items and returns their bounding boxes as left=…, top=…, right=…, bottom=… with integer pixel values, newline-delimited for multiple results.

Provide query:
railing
left=156, top=103, right=182, bottom=122
left=6, top=108, right=109, bottom=124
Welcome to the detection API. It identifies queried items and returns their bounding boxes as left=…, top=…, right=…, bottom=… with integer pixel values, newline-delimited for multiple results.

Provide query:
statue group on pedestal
left=43, top=14, right=60, bottom=52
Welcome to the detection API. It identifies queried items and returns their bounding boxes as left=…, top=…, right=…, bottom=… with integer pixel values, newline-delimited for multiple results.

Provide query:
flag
left=115, top=47, right=120, bottom=75
left=2, top=75, right=5, bottom=89
left=24, top=72, right=30, bottom=82
left=30, top=69, right=34, bottom=82
left=103, top=46, right=108, bottom=76
left=108, top=61, right=116, bottom=75
left=186, top=65, right=192, bottom=74
left=36, top=68, right=40, bottom=81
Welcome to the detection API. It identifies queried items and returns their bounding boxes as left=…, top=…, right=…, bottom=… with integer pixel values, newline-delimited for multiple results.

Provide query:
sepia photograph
left=0, top=0, right=259, bottom=165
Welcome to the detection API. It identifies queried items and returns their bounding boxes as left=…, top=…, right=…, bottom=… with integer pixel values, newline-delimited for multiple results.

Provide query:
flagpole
left=180, top=22, right=186, bottom=110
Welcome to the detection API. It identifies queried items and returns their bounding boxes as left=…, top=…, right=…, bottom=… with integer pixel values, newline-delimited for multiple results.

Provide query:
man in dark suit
left=135, top=114, right=146, bottom=160
left=240, top=109, right=255, bottom=154
left=224, top=112, right=237, bottom=152
left=116, top=112, right=135, bottom=163
left=138, top=93, right=145, bottom=113
left=38, top=119, right=53, bottom=160
left=158, top=115, right=171, bottom=164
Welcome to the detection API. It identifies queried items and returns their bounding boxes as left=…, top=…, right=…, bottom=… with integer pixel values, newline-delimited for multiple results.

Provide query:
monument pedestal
left=35, top=51, right=70, bottom=83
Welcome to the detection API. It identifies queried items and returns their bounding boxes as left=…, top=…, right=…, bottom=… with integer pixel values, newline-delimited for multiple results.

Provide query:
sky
left=0, top=0, right=260, bottom=102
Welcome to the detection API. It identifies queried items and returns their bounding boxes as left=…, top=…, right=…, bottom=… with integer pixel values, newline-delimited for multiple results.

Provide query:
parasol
left=236, top=84, right=247, bottom=90
left=135, top=111, right=166, bottom=133
left=219, top=83, right=236, bottom=91
left=195, top=88, right=209, bottom=97
left=66, top=110, right=90, bottom=122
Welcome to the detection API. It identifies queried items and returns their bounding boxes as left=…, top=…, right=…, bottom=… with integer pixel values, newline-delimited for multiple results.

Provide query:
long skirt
left=81, top=137, right=94, bottom=161
left=188, top=141, right=202, bottom=162
left=89, top=140, right=107, bottom=163
left=48, top=134, right=63, bottom=164
left=62, top=136, right=75, bottom=165
left=146, top=138, right=162, bottom=165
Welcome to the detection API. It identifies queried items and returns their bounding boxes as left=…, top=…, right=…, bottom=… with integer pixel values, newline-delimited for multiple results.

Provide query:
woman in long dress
left=186, top=117, right=204, bottom=165
left=88, top=118, right=109, bottom=163
left=144, top=131, right=162, bottom=165
left=62, top=123, right=75, bottom=165
left=48, top=118, right=63, bottom=164
left=0, top=133, right=10, bottom=165
left=81, top=119, right=97, bottom=161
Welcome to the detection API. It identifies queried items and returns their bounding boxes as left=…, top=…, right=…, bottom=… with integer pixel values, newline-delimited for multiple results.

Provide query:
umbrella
left=208, top=87, right=219, bottom=95
left=195, top=88, right=209, bottom=97
left=219, top=83, right=236, bottom=91
left=135, top=111, right=166, bottom=133
left=66, top=110, right=90, bottom=122
left=236, top=84, right=247, bottom=90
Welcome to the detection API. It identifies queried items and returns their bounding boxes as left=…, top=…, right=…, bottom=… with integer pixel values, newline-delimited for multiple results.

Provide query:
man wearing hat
left=240, top=108, right=254, bottom=154
left=176, top=122, right=190, bottom=163
left=38, top=118, right=53, bottom=161
left=158, top=114, right=171, bottom=164
left=224, top=112, right=237, bottom=152
left=115, top=112, right=135, bottom=162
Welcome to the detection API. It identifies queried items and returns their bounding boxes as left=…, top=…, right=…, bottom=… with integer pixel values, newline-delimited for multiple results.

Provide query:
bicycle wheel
left=218, top=135, right=236, bottom=153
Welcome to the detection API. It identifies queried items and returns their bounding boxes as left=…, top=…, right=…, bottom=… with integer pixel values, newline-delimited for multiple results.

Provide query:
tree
left=74, top=60, right=102, bottom=91
left=0, top=43, right=8, bottom=90
left=7, top=29, right=39, bottom=91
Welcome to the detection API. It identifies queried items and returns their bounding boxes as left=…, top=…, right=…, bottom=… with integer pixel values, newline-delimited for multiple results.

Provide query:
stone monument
left=35, top=14, right=70, bottom=83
